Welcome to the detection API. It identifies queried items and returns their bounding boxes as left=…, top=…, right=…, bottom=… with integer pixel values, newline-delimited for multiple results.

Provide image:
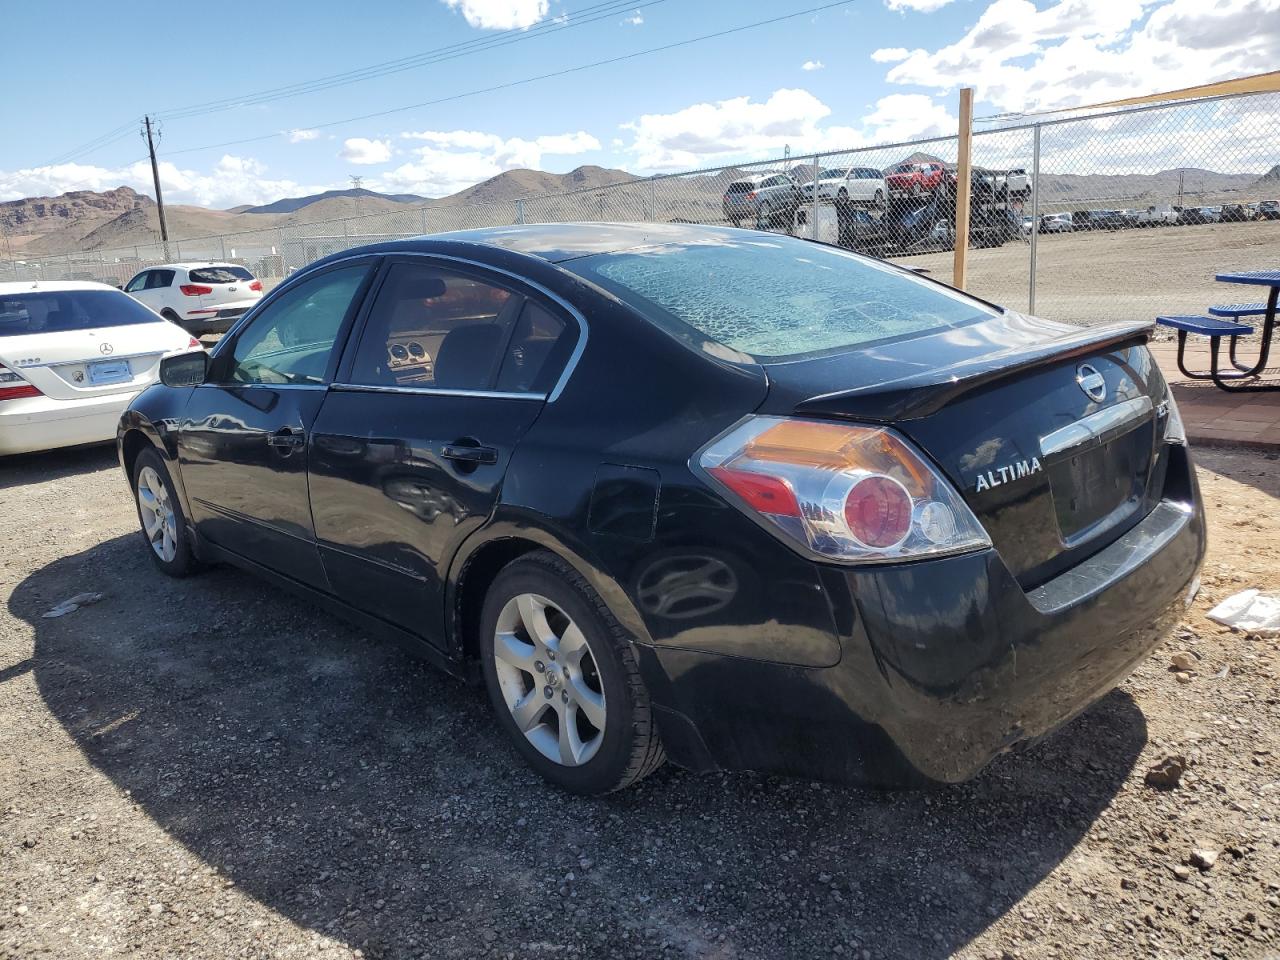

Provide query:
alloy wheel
left=137, top=465, right=177, bottom=562
left=492, top=593, right=607, bottom=767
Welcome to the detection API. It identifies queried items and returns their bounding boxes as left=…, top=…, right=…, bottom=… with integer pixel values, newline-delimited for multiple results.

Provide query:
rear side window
left=567, top=234, right=996, bottom=361
left=0, top=289, right=163, bottom=336
left=495, top=302, right=569, bottom=393
left=189, top=266, right=254, bottom=284
left=349, top=262, right=519, bottom=390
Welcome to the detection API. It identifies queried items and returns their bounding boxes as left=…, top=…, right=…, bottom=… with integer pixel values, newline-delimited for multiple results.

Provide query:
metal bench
left=1208, top=303, right=1270, bottom=318
left=1156, top=314, right=1257, bottom=389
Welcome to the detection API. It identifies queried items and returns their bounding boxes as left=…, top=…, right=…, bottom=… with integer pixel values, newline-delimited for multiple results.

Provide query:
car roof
left=0, top=279, right=120, bottom=294
left=347, top=222, right=769, bottom=265
left=133, top=262, right=246, bottom=271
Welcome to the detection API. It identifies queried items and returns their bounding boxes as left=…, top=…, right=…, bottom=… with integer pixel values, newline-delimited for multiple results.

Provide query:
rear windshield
left=567, top=235, right=997, bottom=361
left=725, top=182, right=756, bottom=195
left=0, top=289, right=164, bottom=337
left=189, top=265, right=254, bottom=283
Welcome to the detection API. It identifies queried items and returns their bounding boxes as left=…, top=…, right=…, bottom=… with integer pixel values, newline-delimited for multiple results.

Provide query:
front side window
left=147, top=270, right=175, bottom=289
left=567, top=234, right=997, bottom=361
left=349, top=262, right=519, bottom=390
left=124, top=272, right=150, bottom=293
left=228, top=264, right=369, bottom=385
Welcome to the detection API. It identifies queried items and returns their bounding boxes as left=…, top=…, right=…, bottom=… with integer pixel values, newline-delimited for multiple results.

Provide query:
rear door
left=177, top=259, right=376, bottom=588
left=308, top=257, right=578, bottom=647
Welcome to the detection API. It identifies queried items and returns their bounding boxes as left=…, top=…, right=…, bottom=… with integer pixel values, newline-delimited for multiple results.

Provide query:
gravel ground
left=1, top=443, right=1278, bottom=960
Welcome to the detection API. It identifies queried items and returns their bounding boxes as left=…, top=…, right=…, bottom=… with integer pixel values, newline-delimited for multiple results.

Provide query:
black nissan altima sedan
left=118, top=223, right=1206, bottom=795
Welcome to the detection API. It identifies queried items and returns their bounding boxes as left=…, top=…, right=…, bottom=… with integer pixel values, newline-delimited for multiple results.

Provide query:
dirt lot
left=1, top=443, right=1278, bottom=960
left=899, top=218, right=1280, bottom=327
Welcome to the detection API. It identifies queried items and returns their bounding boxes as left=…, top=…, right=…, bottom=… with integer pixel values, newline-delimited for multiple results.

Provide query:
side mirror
left=160, top=350, right=209, bottom=387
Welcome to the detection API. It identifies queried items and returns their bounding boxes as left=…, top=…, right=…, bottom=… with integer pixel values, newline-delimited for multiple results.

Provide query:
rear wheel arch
left=449, top=521, right=655, bottom=665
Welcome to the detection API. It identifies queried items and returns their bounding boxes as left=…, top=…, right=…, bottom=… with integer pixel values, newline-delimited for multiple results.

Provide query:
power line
left=164, top=0, right=858, bottom=159
left=154, top=0, right=663, bottom=123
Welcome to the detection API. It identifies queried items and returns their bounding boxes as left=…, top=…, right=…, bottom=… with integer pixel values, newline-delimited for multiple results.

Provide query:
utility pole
left=143, top=116, right=171, bottom=260
left=952, top=87, right=974, bottom=291
left=1177, top=169, right=1185, bottom=210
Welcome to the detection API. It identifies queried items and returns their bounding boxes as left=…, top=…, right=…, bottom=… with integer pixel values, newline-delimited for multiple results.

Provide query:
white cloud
left=870, top=47, right=910, bottom=63
left=801, top=60, right=824, bottom=71
left=882, top=0, right=1280, bottom=113
left=0, top=155, right=328, bottom=208
left=441, top=0, right=549, bottom=29
left=620, top=88, right=956, bottom=171
left=287, top=128, right=320, bottom=143
left=339, top=137, right=393, bottom=165
left=885, top=0, right=957, bottom=11
left=622, top=10, right=643, bottom=25
left=373, top=128, right=600, bottom=196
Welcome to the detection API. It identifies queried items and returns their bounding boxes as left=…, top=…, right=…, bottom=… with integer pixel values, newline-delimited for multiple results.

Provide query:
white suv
left=124, top=263, right=263, bottom=336
left=800, top=166, right=887, bottom=207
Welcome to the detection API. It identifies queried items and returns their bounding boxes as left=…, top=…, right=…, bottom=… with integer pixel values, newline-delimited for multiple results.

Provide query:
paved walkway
left=1149, top=340, right=1280, bottom=448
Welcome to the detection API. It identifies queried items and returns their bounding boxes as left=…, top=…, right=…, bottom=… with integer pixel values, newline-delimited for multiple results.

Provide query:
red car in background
left=886, top=162, right=947, bottom=198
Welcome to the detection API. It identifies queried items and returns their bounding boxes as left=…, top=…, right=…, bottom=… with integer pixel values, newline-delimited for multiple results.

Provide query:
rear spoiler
left=794, top=320, right=1154, bottom=422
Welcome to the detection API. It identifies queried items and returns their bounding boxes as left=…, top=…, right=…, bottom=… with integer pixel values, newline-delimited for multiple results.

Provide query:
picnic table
left=1158, top=270, right=1280, bottom=391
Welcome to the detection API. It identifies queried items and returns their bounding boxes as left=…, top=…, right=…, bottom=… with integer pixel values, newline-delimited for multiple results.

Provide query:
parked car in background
left=801, top=166, right=887, bottom=207
left=0, top=280, right=197, bottom=455
left=118, top=223, right=1206, bottom=795
left=885, top=162, right=946, bottom=198
left=1135, top=205, right=1180, bottom=227
left=1039, top=212, right=1074, bottom=233
left=1220, top=203, right=1252, bottom=223
left=722, top=173, right=802, bottom=228
left=124, top=262, right=264, bottom=336
left=1258, top=199, right=1280, bottom=220
left=1178, top=206, right=1222, bottom=225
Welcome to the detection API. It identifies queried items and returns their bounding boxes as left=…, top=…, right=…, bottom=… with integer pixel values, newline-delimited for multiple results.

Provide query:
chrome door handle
left=441, top=443, right=498, bottom=465
left=267, top=428, right=305, bottom=449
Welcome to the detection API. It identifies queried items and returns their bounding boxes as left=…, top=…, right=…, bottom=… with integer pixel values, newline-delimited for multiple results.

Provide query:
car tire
left=759, top=200, right=772, bottom=226
left=911, top=182, right=922, bottom=199
left=836, top=187, right=848, bottom=202
left=874, top=190, right=885, bottom=208
left=479, top=550, right=666, bottom=795
left=132, top=447, right=201, bottom=578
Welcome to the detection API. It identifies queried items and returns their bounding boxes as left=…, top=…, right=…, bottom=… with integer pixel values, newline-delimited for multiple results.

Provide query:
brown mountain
left=446, top=165, right=638, bottom=206
left=1, top=186, right=151, bottom=253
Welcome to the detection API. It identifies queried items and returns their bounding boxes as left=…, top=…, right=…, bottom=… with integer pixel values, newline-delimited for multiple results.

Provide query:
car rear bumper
left=636, top=466, right=1205, bottom=787
left=0, top=390, right=138, bottom=455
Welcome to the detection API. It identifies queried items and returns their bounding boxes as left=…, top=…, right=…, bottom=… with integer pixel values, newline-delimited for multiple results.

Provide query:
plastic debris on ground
left=1205, top=589, right=1280, bottom=635
left=41, top=592, right=105, bottom=619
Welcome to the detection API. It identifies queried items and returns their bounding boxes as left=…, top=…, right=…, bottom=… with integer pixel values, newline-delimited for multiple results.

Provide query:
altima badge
left=1076, top=363, right=1106, bottom=402
left=975, top=457, right=1042, bottom=493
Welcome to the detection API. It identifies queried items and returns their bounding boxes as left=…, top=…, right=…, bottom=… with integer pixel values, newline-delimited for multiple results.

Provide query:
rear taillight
left=187, top=337, right=201, bottom=348
left=746, top=191, right=757, bottom=200
left=697, top=417, right=990, bottom=563
left=249, top=280, right=262, bottom=292
left=0, top=365, right=41, bottom=402
left=180, top=284, right=213, bottom=296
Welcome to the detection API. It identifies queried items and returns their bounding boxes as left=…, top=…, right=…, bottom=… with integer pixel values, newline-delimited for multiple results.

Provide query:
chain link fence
left=5, top=91, right=1278, bottom=328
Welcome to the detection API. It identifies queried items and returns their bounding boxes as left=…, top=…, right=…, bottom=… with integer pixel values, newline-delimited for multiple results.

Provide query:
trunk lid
left=0, top=321, right=193, bottom=401
left=760, top=312, right=1171, bottom=586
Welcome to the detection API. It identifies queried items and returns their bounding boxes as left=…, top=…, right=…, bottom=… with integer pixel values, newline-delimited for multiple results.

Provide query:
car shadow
left=0, top=443, right=118, bottom=491
left=16, top=535, right=1150, bottom=960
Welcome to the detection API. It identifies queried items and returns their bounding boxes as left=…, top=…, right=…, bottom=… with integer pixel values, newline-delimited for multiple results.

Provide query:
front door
left=308, top=258, right=577, bottom=647
left=178, top=260, right=375, bottom=588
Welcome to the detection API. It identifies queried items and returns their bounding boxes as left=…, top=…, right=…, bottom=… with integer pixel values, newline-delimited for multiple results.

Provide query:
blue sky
left=2, top=0, right=1277, bottom=207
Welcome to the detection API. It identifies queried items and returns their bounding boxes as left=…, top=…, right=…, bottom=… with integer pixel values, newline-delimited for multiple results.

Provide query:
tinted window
left=189, top=266, right=254, bottom=284
left=124, top=271, right=150, bottom=293
left=495, top=302, right=568, bottom=393
left=349, top=262, right=518, bottom=390
left=0, top=289, right=165, bottom=337
left=229, top=264, right=368, bottom=385
left=725, top=182, right=754, bottom=195
left=567, top=234, right=995, bottom=361
left=146, top=270, right=175, bottom=289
